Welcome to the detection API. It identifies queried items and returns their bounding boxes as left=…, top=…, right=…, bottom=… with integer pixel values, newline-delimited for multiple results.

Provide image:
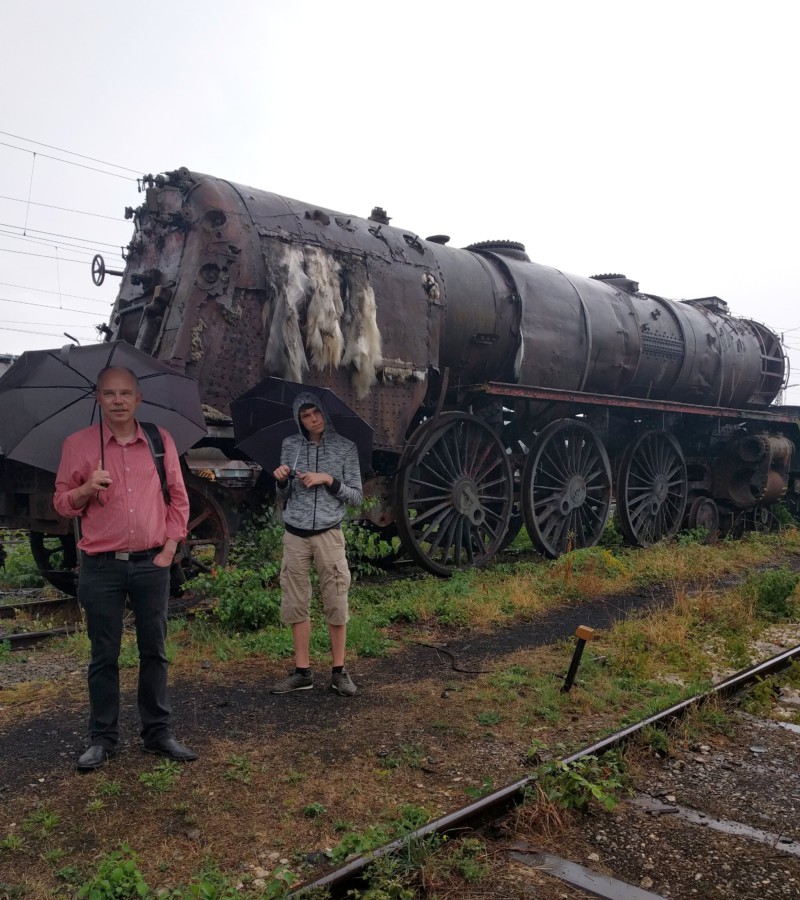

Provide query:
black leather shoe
left=77, top=744, right=112, bottom=771
left=143, top=736, right=198, bottom=762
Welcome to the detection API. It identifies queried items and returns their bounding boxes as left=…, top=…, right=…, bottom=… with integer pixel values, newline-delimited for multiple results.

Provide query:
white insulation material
left=263, top=242, right=383, bottom=397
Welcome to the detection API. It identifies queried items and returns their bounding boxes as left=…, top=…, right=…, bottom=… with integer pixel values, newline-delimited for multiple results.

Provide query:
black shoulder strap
left=141, top=421, right=171, bottom=504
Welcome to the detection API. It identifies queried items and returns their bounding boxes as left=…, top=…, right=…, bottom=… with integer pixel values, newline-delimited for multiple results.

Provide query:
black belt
left=83, top=548, right=161, bottom=562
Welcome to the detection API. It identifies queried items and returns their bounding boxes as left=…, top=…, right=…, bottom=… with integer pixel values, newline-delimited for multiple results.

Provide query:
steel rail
left=291, top=643, right=800, bottom=897
left=0, top=596, right=71, bottom=620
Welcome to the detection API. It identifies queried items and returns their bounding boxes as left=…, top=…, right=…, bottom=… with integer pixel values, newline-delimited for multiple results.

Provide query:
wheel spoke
left=396, top=414, right=513, bottom=575
left=522, top=420, right=612, bottom=559
left=618, top=432, right=687, bottom=548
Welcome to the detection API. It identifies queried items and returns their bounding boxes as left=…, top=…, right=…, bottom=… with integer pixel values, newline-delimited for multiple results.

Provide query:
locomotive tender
left=2, top=166, right=798, bottom=586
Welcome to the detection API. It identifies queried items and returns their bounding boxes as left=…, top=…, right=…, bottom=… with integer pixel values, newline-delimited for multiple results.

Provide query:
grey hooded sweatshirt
left=276, top=392, right=363, bottom=533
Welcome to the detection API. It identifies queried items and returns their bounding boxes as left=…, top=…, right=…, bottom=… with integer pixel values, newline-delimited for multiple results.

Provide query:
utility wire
left=0, top=228, right=121, bottom=257
left=0, top=141, right=137, bottom=181
left=0, top=130, right=141, bottom=174
left=0, top=281, right=111, bottom=305
left=0, top=195, right=125, bottom=222
left=0, top=297, right=110, bottom=316
left=0, top=247, right=93, bottom=265
left=0, top=223, right=121, bottom=249
left=0, top=324, right=101, bottom=337
left=0, top=319, right=99, bottom=328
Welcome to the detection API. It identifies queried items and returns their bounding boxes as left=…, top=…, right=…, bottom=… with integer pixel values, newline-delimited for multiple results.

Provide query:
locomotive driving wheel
left=521, top=419, right=612, bottom=559
left=172, top=484, right=230, bottom=606
left=394, top=413, right=513, bottom=576
left=29, top=531, right=79, bottom=595
left=617, top=430, right=688, bottom=547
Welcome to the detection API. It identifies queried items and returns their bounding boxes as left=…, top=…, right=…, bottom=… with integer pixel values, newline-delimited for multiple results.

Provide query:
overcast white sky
left=1, top=0, right=798, bottom=399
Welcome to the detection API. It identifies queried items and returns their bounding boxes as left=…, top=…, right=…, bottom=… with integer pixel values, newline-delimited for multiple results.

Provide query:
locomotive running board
left=469, top=381, right=800, bottom=424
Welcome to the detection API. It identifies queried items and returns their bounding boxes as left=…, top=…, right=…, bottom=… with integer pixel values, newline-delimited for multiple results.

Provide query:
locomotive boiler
left=2, top=166, right=798, bottom=589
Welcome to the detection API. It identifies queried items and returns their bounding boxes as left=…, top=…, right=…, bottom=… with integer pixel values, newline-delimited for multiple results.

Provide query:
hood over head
left=292, top=390, right=335, bottom=439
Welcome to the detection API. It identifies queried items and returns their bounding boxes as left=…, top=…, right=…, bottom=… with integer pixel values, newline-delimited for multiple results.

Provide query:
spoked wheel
left=29, top=531, right=78, bottom=595
left=686, top=496, right=720, bottom=542
left=172, top=484, right=230, bottom=607
left=521, top=419, right=612, bottom=558
left=394, top=413, right=514, bottom=576
left=617, top=430, right=688, bottom=547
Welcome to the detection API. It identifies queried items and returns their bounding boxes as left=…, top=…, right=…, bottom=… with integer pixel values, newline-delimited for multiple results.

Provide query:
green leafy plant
left=463, top=776, right=494, bottom=800
left=199, top=564, right=282, bottom=631
left=77, top=843, right=149, bottom=899
left=224, top=754, right=252, bottom=784
left=96, top=780, right=123, bottom=798
left=23, top=808, right=60, bottom=837
left=229, top=508, right=284, bottom=570
left=139, top=759, right=180, bottom=792
left=0, top=530, right=45, bottom=588
left=330, top=805, right=429, bottom=864
left=444, top=837, right=490, bottom=883
left=639, top=725, right=670, bottom=757
left=0, top=640, right=10, bottom=662
left=343, top=520, right=399, bottom=579
left=676, top=526, right=711, bottom=546
left=303, top=802, right=326, bottom=818
left=531, top=752, right=627, bottom=813
left=476, top=711, right=502, bottom=726
left=0, top=834, right=23, bottom=851
left=743, top=567, right=799, bottom=621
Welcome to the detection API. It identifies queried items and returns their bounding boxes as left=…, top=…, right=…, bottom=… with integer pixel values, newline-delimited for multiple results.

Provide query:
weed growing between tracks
left=2, top=526, right=800, bottom=896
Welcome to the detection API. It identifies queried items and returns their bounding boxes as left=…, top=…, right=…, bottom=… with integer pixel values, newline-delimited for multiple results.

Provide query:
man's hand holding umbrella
left=70, top=459, right=113, bottom=508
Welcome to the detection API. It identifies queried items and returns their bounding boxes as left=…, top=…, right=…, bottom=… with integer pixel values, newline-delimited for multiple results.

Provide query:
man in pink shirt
left=54, top=366, right=196, bottom=771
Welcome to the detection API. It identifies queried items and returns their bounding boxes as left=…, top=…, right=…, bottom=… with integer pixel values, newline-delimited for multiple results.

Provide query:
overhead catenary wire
left=0, top=130, right=142, bottom=175
left=0, top=227, right=124, bottom=257
left=0, top=324, right=101, bottom=338
left=0, top=222, right=122, bottom=249
left=0, top=195, right=126, bottom=222
left=0, top=296, right=111, bottom=316
left=0, top=282, right=112, bottom=306
left=0, top=247, right=96, bottom=265
left=0, top=141, right=137, bottom=182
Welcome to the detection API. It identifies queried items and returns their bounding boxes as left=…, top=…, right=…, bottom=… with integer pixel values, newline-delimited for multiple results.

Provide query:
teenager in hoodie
left=270, top=393, right=363, bottom=696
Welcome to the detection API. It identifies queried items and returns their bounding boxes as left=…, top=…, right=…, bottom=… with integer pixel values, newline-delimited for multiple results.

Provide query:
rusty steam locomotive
left=1, top=167, right=798, bottom=590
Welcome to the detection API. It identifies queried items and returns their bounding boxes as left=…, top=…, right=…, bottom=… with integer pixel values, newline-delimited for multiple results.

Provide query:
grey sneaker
left=270, top=671, right=314, bottom=694
left=331, top=670, right=357, bottom=697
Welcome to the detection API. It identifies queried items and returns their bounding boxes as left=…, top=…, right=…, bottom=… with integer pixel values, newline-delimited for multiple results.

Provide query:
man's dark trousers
left=78, top=553, right=172, bottom=749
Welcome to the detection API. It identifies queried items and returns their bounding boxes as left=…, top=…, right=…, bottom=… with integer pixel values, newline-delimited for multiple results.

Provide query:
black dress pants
left=78, top=553, right=171, bottom=749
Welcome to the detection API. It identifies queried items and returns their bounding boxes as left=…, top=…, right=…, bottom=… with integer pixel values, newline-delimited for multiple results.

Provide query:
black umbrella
left=231, top=376, right=373, bottom=472
left=0, top=341, right=207, bottom=473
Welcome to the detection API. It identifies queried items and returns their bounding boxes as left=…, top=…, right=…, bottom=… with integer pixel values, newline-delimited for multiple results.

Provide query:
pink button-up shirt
left=54, top=422, right=190, bottom=554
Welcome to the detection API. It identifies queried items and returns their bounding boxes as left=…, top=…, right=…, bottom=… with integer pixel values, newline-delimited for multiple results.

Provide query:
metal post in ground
left=561, top=625, right=594, bottom=693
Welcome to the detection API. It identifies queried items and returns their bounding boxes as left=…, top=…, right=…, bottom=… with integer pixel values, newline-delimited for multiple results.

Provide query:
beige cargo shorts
left=279, top=528, right=351, bottom=626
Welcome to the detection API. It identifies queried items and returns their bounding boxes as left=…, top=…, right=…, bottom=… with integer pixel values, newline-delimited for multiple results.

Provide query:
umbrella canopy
left=231, top=376, right=373, bottom=472
left=0, top=341, right=207, bottom=473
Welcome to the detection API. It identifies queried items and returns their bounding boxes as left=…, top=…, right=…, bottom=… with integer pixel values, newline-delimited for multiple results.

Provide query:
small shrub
left=189, top=564, right=282, bottom=631
left=531, top=751, right=627, bottom=813
left=0, top=531, right=45, bottom=589
left=230, top=508, right=284, bottom=570
left=445, top=837, right=490, bottom=883
left=744, top=567, right=799, bottom=621
left=77, top=843, right=149, bottom=899
left=676, top=526, right=710, bottom=546
left=343, top=521, right=398, bottom=579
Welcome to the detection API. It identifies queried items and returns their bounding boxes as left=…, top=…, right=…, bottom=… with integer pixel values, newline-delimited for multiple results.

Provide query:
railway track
left=292, top=644, right=800, bottom=898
